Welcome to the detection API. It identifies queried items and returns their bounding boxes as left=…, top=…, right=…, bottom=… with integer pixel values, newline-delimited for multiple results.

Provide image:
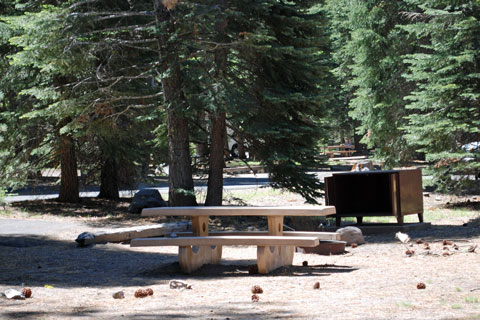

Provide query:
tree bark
left=167, top=110, right=197, bottom=206
left=205, top=13, right=228, bottom=206
left=205, top=112, right=226, bottom=206
left=98, top=157, right=119, bottom=200
left=58, top=119, right=79, bottom=203
left=236, top=133, right=247, bottom=159
left=155, top=1, right=197, bottom=206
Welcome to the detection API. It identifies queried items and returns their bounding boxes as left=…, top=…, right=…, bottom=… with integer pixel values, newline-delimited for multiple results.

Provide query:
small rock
left=435, top=197, right=442, bottom=201
left=113, top=291, right=125, bottom=299
left=128, top=189, right=168, bottom=214
left=302, top=261, right=308, bottom=266
left=442, top=252, right=450, bottom=257
left=423, top=193, right=430, bottom=197
left=416, top=239, right=424, bottom=244
left=417, top=282, right=426, bottom=289
left=443, top=240, right=453, bottom=246
left=337, top=226, right=365, bottom=245
left=313, top=282, right=320, bottom=289
left=4, top=289, right=25, bottom=300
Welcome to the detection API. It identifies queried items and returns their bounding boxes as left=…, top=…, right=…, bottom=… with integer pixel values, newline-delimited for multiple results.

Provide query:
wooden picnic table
left=325, top=144, right=355, bottom=157
left=131, top=206, right=337, bottom=274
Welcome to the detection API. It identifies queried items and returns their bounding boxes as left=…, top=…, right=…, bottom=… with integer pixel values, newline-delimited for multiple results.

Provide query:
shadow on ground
left=140, top=261, right=357, bottom=279
left=0, top=235, right=357, bottom=289
left=8, top=198, right=135, bottom=220
left=0, top=235, right=177, bottom=288
left=363, top=215, right=480, bottom=244
left=1, top=304, right=298, bottom=320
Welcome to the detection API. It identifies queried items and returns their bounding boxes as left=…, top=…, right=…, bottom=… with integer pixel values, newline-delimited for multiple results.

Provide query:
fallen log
left=75, top=221, right=190, bottom=247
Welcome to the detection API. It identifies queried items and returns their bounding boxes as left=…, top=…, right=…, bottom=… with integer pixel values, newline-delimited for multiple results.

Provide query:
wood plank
left=130, top=235, right=320, bottom=247
left=175, top=231, right=341, bottom=240
left=141, top=206, right=336, bottom=217
left=75, top=222, right=190, bottom=246
left=398, top=169, right=424, bottom=215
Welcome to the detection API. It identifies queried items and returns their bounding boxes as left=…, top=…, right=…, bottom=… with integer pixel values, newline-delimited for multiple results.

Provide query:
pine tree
left=402, top=0, right=480, bottom=192
left=325, top=0, right=417, bottom=167
left=233, top=0, right=333, bottom=203
left=4, top=0, right=164, bottom=201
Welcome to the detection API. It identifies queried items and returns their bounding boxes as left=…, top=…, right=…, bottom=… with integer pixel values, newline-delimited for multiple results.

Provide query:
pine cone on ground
left=135, top=289, right=149, bottom=298
left=22, top=288, right=32, bottom=298
left=251, top=285, right=263, bottom=294
left=251, top=294, right=259, bottom=302
left=417, top=282, right=426, bottom=289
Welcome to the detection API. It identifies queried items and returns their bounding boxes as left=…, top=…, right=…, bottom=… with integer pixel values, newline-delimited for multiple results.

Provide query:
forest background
left=0, top=0, right=479, bottom=206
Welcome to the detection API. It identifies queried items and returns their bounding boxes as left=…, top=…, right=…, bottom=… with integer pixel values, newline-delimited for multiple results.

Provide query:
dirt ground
left=1, top=192, right=480, bottom=319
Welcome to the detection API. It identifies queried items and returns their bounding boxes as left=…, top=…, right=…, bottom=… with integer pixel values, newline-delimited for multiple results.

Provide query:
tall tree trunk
left=156, top=1, right=197, bottom=206
left=205, top=13, right=228, bottom=206
left=205, top=112, right=226, bottom=206
left=98, top=157, right=119, bottom=200
left=58, top=119, right=79, bottom=203
left=167, top=110, right=197, bottom=206
left=236, top=133, right=247, bottom=159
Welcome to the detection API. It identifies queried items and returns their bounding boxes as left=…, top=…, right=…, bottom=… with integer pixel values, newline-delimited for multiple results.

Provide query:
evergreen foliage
left=235, top=0, right=333, bottom=202
left=402, top=0, right=480, bottom=192
left=325, top=0, right=417, bottom=167
left=4, top=0, right=479, bottom=203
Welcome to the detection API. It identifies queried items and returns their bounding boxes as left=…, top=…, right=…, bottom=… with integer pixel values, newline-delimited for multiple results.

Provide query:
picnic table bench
left=130, top=206, right=337, bottom=274
left=325, top=145, right=356, bottom=157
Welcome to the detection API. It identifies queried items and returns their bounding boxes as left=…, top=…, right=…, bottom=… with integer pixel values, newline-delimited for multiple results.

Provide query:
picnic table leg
left=257, top=216, right=294, bottom=274
left=179, top=245, right=222, bottom=273
left=178, top=215, right=223, bottom=273
left=257, top=245, right=294, bottom=274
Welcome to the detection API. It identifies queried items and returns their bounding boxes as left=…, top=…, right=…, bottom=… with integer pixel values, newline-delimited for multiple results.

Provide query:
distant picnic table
left=325, top=144, right=356, bottom=157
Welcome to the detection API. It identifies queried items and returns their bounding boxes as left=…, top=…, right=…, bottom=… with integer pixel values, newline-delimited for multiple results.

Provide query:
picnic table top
left=141, top=206, right=336, bottom=217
